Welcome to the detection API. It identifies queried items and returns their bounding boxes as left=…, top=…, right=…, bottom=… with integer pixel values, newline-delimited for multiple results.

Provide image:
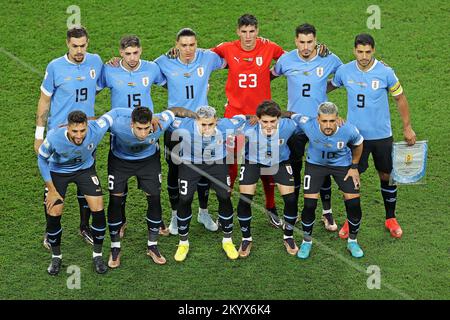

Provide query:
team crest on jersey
left=371, top=80, right=380, bottom=90
left=142, top=76, right=149, bottom=87
left=337, top=141, right=345, bottom=149
left=91, top=175, right=100, bottom=186
left=316, top=67, right=324, bottom=77
left=278, top=139, right=285, bottom=145
left=217, top=139, right=223, bottom=145
left=87, top=143, right=94, bottom=151
left=256, top=56, right=263, bottom=66
left=89, top=69, right=96, bottom=79
left=149, top=138, right=156, bottom=144
left=197, top=67, right=204, bottom=77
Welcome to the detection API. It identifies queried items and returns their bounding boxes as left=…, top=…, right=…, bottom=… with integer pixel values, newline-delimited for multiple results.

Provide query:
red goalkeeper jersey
left=212, top=38, right=284, bottom=118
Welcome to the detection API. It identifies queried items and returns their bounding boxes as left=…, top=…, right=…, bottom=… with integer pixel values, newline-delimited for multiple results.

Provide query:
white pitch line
left=0, top=47, right=42, bottom=76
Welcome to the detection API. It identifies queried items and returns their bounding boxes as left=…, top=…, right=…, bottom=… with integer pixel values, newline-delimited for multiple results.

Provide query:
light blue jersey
left=273, top=51, right=342, bottom=116
left=243, top=119, right=298, bottom=166
left=110, top=108, right=175, bottom=160
left=155, top=49, right=225, bottom=111
left=292, top=114, right=363, bottom=167
left=98, top=59, right=165, bottom=111
left=332, top=59, right=403, bottom=140
left=168, top=115, right=246, bottom=163
left=41, top=53, right=103, bottom=130
left=38, top=110, right=116, bottom=182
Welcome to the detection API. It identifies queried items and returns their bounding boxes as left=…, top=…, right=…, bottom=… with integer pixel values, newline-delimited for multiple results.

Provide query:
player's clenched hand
left=106, top=57, right=120, bottom=67
left=46, top=190, right=64, bottom=212
left=403, top=126, right=416, bottom=146
left=336, top=117, right=346, bottom=127
left=317, top=43, right=331, bottom=57
left=344, top=168, right=360, bottom=190
left=34, top=139, right=43, bottom=155
left=151, top=116, right=162, bottom=131
left=165, top=47, right=179, bottom=59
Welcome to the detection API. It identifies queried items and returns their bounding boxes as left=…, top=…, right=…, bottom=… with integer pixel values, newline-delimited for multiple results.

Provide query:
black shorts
left=51, top=165, right=103, bottom=198
left=107, top=151, right=161, bottom=195
left=359, top=136, right=393, bottom=174
left=239, top=161, right=295, bottom=186
left=178, top=161, right=230, bottom=200
left=287, top=132, right=308, bottom=163
left=303, top=162, right=359, bottom=194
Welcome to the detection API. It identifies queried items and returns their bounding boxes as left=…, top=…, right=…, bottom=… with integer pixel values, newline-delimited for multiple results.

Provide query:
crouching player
left=292, top=102, right=365, bottom=259
left=168, top=106, right=246, bottom=262
left=37, top=110, right=117, bottom=275
left=237, top=100, right=300, bottom=258
left=106, top=106, right=194, bottom=267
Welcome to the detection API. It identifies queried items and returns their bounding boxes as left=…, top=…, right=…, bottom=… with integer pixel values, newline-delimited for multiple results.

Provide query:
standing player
left=272, top=23, right=343, bottom=231
left=330, top=34, right=416, bottom=239
left=155, top=28, right=227, bottom=235
left=291, top=102, right=365, bottom=259
left=166, top=106, right=246, bottom=262
left=106, top=107, right=193, bottom=268
left=211, top=14, right=285, bottom=227
left=37, top=110, right=116, bottom=275
left=34, top=26, right=103, bottom=248
left=237, top=100, right=300, bottom=257
left=98, top=35, right=167, bottom=238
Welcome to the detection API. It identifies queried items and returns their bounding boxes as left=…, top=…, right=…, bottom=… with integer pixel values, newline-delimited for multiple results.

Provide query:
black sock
left=320, top=175, right=332, bottom=211
left=122, top=184, right=128, bottom=224
left=146, top=195, right=162, bottom=242
left=91, top=210, right=106, bottom=254
left=345, top=198, right=362, bottom=238
left=217, top=196, right=234, bottom=235
left=46, top=215, right=62, bottom=256
left=237, top=194, right=254, bottom=239
left=107, top=194, right=123, bottom=243
left=301, top=198, right=318, bottom=239
left=291, top=160, right=302, bottom=205
left=381, top=180, right=397, bottom=219
left=177, top=197, right=193, bottom=241
left=282, top=193, right=298, bottom=237
left=197, top=179, right=210, bottom=210
left=77, top=190, right=91, bottom=230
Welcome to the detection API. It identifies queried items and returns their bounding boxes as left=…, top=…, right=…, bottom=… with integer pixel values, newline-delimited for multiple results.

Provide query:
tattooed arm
left=34, top=91, right=51, bottom=154
left=168, top=107, right=197, bottom=119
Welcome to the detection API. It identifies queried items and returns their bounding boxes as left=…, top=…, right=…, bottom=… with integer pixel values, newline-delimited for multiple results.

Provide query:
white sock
left=322, top=209, right=332, bottom=215
left=242, top=237, right=252, bottom=242
left=302, top=239, right=312, bottom=244
left=148, top=241, right=157, bottom=247
left=222, top=237, right=232, bottom=244
left=199, top=208, right=209, bottom=215
left=179, top=240, right=189, bottom=246
left=52, top=254, right=62, bottom=259
left=111, top=242, right=121, bottom=249
left=92, top=252, right=102, bottom=258
left=283, top=235, right=293, bottom=240
left=172, top=210, right=177, bottom=218
left=348, top=238, right=358, bottom=243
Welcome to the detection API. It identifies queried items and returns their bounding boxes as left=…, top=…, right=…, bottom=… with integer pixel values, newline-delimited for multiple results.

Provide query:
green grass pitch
left=0, top=0, right=449, bottom=300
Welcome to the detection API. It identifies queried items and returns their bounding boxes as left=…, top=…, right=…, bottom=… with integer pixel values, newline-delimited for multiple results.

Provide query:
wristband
left=35, top=126, right=45, bottom=139
left=350, top=163, right=358, bottom=170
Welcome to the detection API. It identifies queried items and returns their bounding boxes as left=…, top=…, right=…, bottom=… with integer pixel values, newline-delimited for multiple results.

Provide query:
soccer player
left=237, top=100, right=300, bottom=257
left=155, top=28, right=227, bottom=235
left=106, top=106, right=194, bottom=268
left=37, top=110, right=116, bottom=275
left=167, top=106, right=246, bottom=262
left=272, top=23, right=343, bottom=231
left=290, top=102, right=365, bottom=259
left=330, top=34, right=416, bottom=239
left=98, top=35, right=167, bottom=238
left=34, top=26, right=103, bottom=248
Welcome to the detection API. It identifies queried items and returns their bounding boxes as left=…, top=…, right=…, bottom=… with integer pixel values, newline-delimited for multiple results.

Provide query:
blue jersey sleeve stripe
left=40, top=85, right=52, bottom=97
